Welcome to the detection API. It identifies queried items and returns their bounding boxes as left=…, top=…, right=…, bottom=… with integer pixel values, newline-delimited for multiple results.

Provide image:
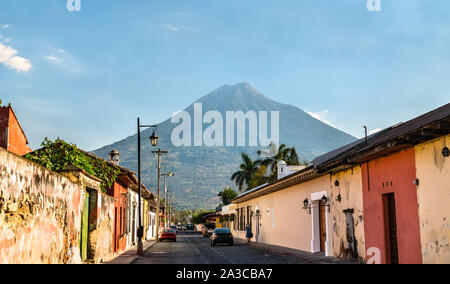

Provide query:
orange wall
left=7, top=108, right=31, bottom=155
left=361, top=148, right=422, bottom=264
left=0, top=107, right=30, bottom=155
left=112, top=182, right=128, bottom=254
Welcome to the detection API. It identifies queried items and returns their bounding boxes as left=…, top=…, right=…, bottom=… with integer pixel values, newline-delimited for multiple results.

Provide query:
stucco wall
left=231, top=175, right=333, bottom=255
left=7, top=109, right=31, bottom=156
left=415, top=135, right=450, bottom=264
left=89, top=193, right=114, bottom=263
left=361, top=148, right=422, bottom=264
left=0, top=147, right=82, bottom=264
left=330, top=166, right=365, bottom=262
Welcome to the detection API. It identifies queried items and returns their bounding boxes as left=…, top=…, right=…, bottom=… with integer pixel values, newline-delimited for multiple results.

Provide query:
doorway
left=383, top=193, right=399, bottom=264
left=80, top=191, right=90, bottom=261
left=319, top=201, right=327, bottom=252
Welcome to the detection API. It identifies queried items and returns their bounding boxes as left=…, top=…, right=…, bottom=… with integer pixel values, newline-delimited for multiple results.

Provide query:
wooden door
left=383, top=193, right=399, bottom=264
left=80, top=192, right=90, bottom=261
left=319, top=201, right=327, bottom=252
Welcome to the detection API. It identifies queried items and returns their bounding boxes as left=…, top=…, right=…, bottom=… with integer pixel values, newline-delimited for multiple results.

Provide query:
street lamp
left=137, top=118, right=158, bottom=256
left=150, top=130, right=159, bottom=147
left=321, top=195, right=331, bottom=213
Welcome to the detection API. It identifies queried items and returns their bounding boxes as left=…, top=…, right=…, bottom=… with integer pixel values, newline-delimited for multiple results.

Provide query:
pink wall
left=0, top=147, right=82, bottom=264
left=361, top=148, right=422, bottom=264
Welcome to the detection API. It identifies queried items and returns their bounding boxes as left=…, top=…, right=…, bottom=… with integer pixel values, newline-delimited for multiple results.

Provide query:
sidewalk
left=234, top=238, right=358, bottom=264
left=103, top=239, right=157, bottom=264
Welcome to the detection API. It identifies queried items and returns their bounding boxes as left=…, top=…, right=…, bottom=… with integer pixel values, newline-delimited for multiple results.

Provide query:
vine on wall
left=24, top=138, right=120, bottom=193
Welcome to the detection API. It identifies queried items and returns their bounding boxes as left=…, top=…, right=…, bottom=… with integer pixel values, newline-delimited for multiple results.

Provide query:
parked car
left=211, top=228, right=233, bottom=246
left=159, top=229, right=177, bottom=242
left=170, top=225, right=178, bottom=233
left=186, top=223, right=195, bottom=232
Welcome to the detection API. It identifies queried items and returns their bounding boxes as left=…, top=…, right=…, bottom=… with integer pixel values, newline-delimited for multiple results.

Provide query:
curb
left=130, top=240, right=159, bottom=264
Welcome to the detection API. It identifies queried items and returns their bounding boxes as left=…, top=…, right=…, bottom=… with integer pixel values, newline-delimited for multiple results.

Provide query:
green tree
left=231, top=153, right=261, bottom=191
left=218, top=187, right=239, bottom=206
left=191, top=210, right=214, bottom=224
left=257, top=143, right=304, bottom=182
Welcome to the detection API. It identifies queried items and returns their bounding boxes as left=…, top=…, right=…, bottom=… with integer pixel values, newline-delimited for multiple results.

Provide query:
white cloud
left=0, top=24, right=11, bottom=29
left=164, top=24, right=180, bottom=32
left=0, top=42, right=32, bottom=72
left=306, top=110, right=334, bottom=127
left=43, top=55, right=62, bottom=63
left=369, top=128, right=382, bottom=135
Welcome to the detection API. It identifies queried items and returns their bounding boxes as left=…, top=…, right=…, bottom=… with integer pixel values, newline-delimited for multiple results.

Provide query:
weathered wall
left=0, top=147, right=82, bottom=264
left=330, top=166, right=366, bottom=262
left=89, top=192, right=114, bottom=263
left=62, top=170, right=114, bottom=263
left=415, top=135, right=450, bottom=264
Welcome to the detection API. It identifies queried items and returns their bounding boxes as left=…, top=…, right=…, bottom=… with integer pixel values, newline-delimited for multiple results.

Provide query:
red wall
left=112, top=182, right=128, bottom=254
left=361, top=148, right=422, bottom=264
left=0, top=107, right=31, bottom=156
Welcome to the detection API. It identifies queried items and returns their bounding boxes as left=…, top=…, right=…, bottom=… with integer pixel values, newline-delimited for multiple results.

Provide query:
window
left=239, top=208, right=244, bottom=231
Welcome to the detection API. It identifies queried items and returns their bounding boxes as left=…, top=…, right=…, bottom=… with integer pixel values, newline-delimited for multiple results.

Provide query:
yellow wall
left=330, top=166, right=366, bottom=262
left=415, top=134, right=450, bottom=264
left=232, top=175, right=333, bottom=255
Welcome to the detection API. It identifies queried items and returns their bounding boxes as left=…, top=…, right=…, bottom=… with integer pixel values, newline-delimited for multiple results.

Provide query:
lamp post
left=137, top=118, right=158, bottom=256
left=152, top=148, right=168, bottom=240
left=162, top=172, right=175, bottom=229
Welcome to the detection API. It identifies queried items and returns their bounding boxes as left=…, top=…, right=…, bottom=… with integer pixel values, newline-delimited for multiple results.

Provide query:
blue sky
left=1, top=0, right=449, bottom=151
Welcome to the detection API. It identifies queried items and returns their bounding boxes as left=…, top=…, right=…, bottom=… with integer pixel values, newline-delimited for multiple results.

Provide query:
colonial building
left=228, top=102, right=450, bottom=264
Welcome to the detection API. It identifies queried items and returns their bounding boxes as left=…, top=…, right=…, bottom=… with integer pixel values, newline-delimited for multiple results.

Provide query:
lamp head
left=150, top=130, right=159, bottom=147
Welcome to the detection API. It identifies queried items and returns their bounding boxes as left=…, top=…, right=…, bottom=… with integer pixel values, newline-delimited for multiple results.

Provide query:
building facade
left=227, top=103, right=449, bottom=264
left=0, top=105, right=31, bottom=155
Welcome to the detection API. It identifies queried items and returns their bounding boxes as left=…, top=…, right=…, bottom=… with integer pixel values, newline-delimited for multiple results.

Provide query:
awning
left=220, top=204, right=237, bottom=216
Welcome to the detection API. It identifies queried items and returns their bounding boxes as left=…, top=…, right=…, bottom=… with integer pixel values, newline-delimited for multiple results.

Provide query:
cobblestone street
left=134, top=233, right=355, bottom=264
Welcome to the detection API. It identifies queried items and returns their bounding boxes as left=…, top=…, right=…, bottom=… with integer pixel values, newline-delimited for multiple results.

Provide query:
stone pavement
left=134, top=234, right=359, bottom=264
left=238, top=239, right=359, bottom=264
left=103, top=239, right=158, bottom=264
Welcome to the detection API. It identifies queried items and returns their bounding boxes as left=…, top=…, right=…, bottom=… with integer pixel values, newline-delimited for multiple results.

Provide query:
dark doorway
left=383, top=193, right=399, bottom=264
left=344, top=209, right=358, bottom=259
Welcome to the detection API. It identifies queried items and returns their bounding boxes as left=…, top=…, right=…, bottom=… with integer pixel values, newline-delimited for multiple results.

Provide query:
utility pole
left=162, top=172, right=175, bottom=229
left=152, top=149, right=168, bottom=239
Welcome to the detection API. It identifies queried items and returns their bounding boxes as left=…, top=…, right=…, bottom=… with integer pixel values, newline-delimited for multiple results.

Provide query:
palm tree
left=257, top=143, right=301, bottom=182
left=231, top=153, right=261, bottom=192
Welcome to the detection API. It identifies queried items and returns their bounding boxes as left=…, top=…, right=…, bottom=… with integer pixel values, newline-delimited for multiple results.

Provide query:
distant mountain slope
left=93, top=83, right=355, bottom=210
